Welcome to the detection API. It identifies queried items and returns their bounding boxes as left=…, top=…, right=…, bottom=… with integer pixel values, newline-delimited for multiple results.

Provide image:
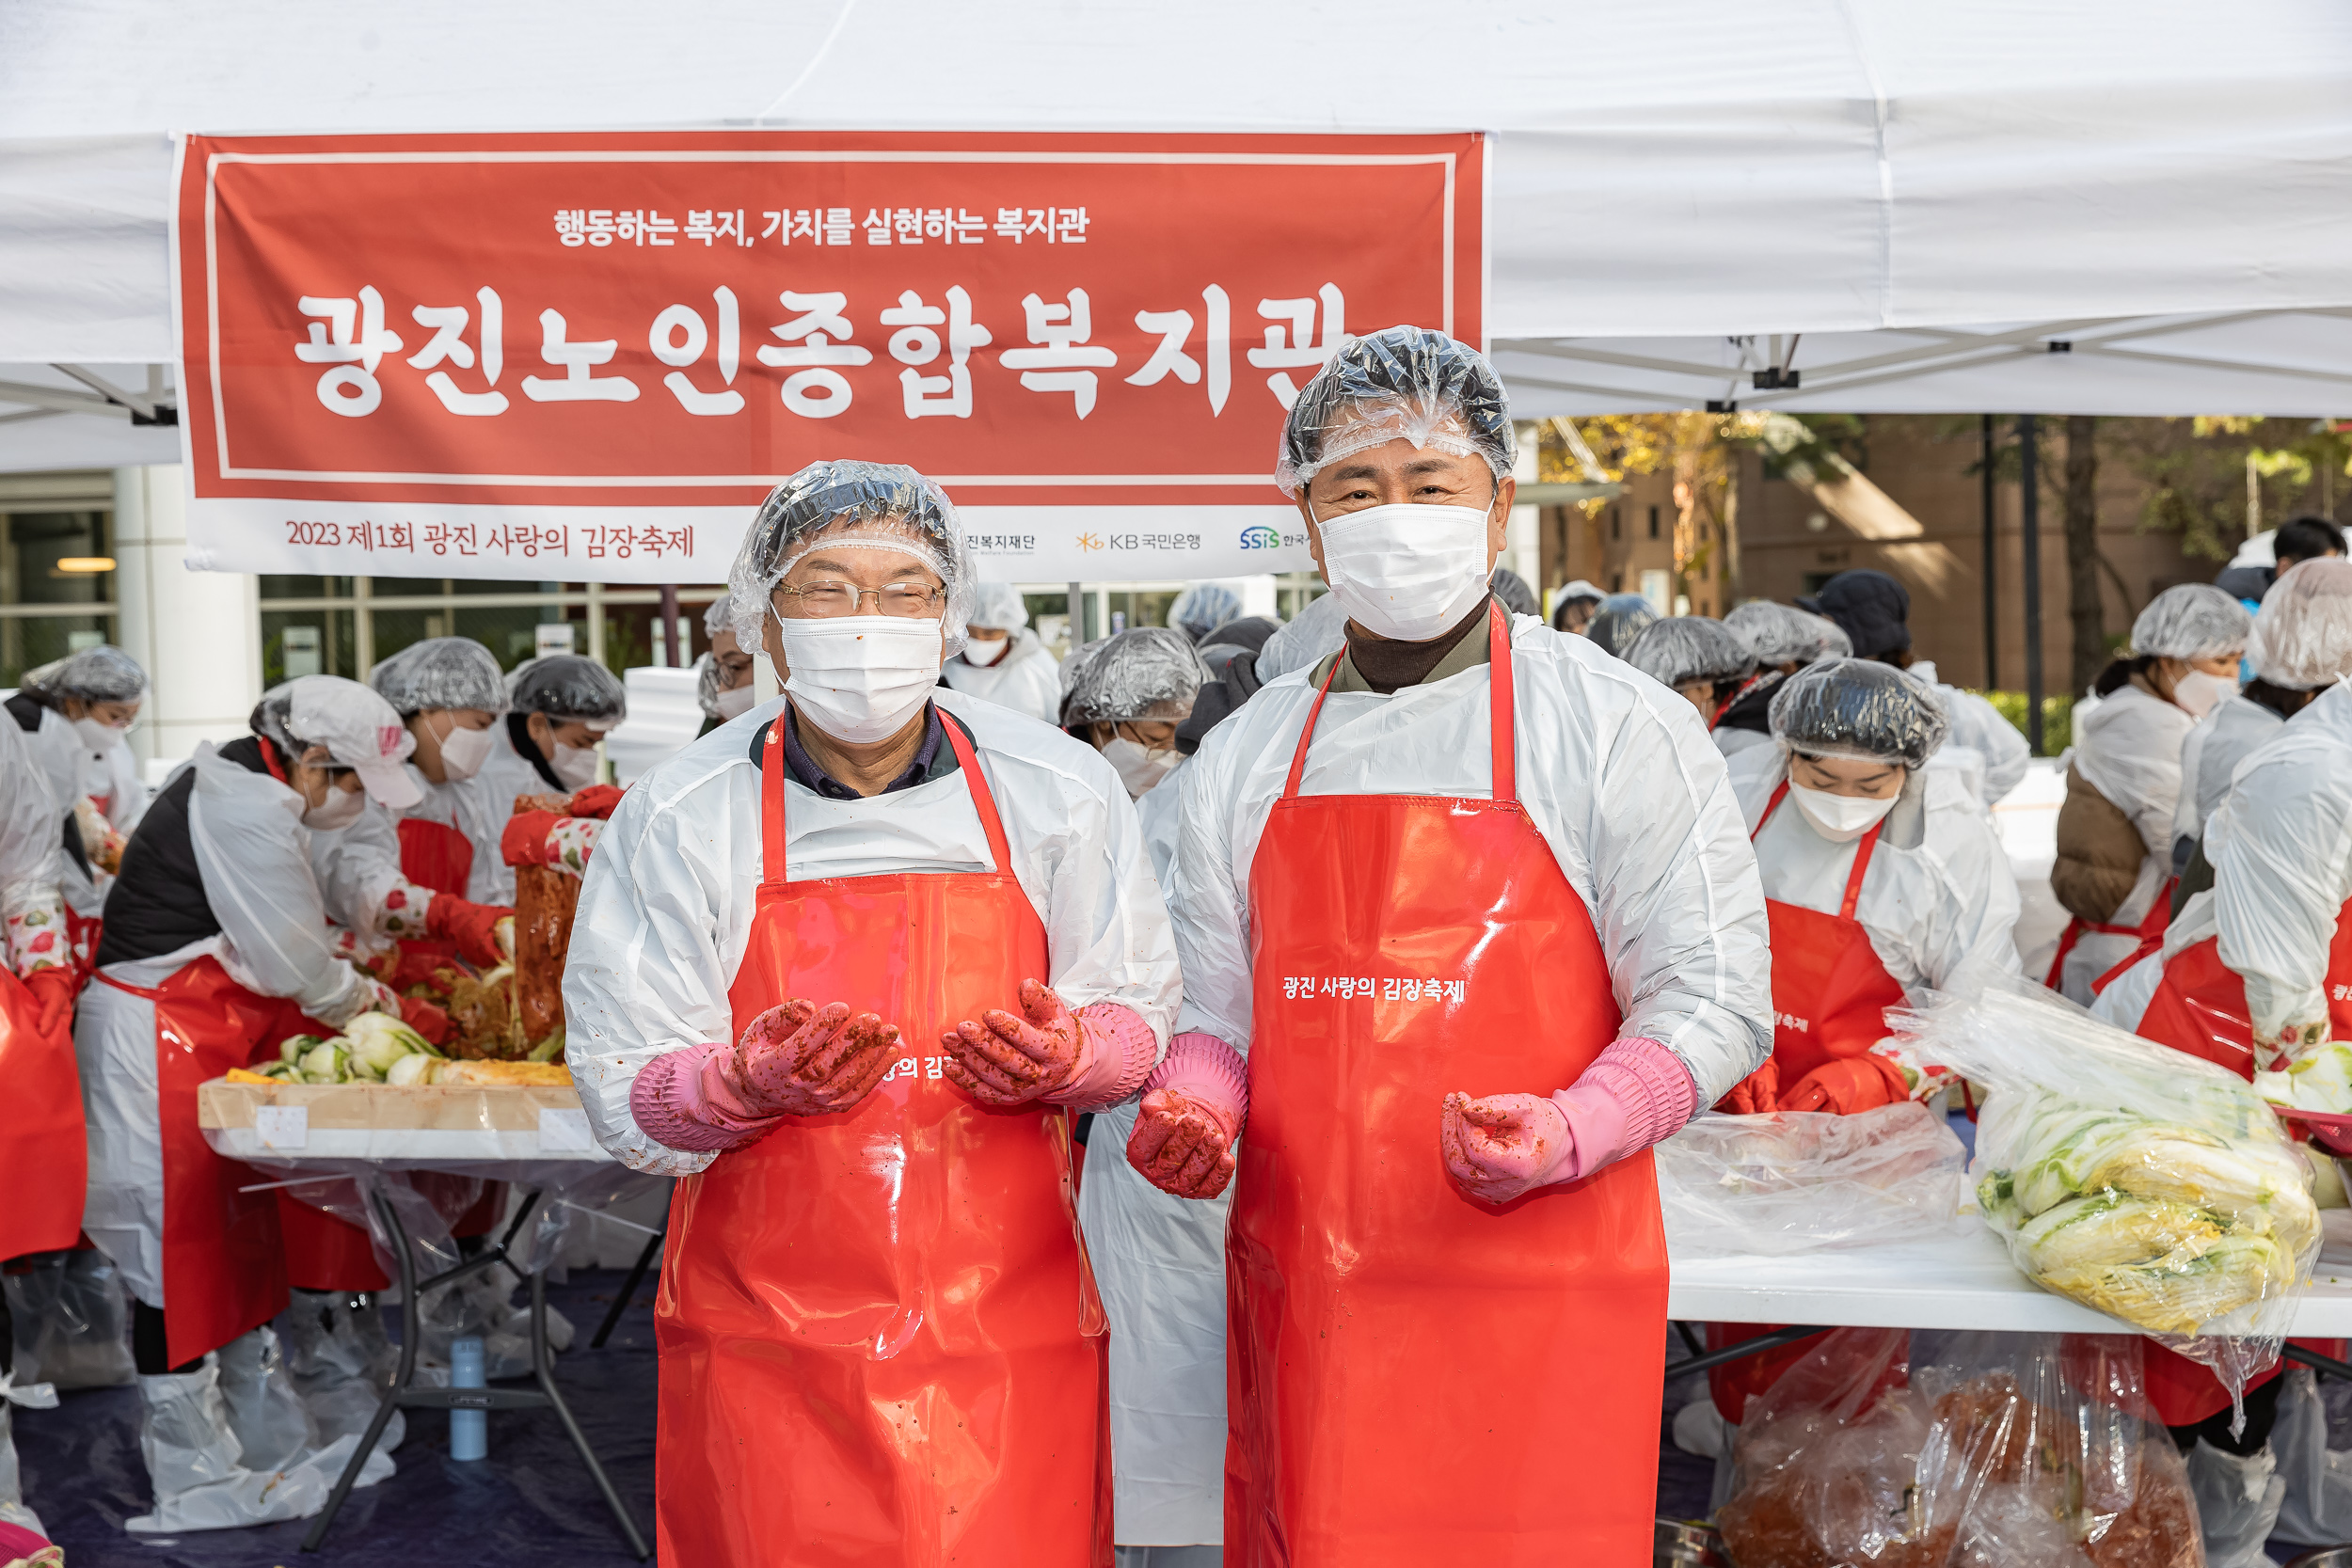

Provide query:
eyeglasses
left=774, top=580, right=946, bottom=619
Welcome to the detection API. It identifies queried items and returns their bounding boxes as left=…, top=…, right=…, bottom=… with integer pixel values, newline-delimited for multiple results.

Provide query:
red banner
left=172, top=131, right=1486, bottom=584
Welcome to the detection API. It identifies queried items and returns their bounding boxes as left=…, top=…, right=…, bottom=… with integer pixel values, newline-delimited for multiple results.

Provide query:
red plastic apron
left=2043, top=885, right=2173, bottom=993
left=655, top=714, right=1106, bottom=1568
left=1226, top=605, right=1667, bottom=1566
left=0, top=965, right=86, bottom=1259
left=2128, top=906, right=2352, bottom=1424
left=1709, top=783, right=1909, bottom=1421
left=93, top=957, right=292, bottom=1364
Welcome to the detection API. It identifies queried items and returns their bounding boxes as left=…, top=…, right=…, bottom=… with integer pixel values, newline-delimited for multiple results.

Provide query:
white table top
left=1667, top=1225, right=2352, bottom=1338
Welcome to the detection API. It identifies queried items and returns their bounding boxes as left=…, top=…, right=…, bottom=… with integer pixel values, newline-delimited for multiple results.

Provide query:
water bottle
left=449, top=1336, right=488, bottom=1461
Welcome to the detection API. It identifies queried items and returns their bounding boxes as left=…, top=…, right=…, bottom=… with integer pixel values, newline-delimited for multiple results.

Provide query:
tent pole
left=2019, top=415, right=2044, bottom=754
left=1980, top=415, right=1997, bottom=690
left=660, top=582, right=680, bottom=666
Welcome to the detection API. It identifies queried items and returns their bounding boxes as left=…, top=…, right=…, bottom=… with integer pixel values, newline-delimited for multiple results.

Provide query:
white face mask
left=713, top=684, right=757, bottom=721
left=434, top=719, right=497, bottom=781
left=302, top=784, right=366, bottom=832
left=772, top=614, right=944, bottom=746
left=2172, top=669, right=2237, bottom=719
left=551, top=741, right=602, bottom=790
left=962, top=636, right=1009, bottom=668
left=72, top=715, right=128, bottom=752
left=1102, top=736, right=1181, bottom=799
left=1313, top=501, right=1494, bottom=641
left=1787, top=780, right=1899, bottom=844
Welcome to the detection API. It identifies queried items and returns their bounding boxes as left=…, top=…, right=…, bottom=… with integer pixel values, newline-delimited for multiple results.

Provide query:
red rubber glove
left=399, top=994, right=452, bottom=1048
left=1779, top=1054, right=1907, bottom=1115
left=1129, top=1091, right=1239, bottom=1197
left=941, top=979, right=1084, bottom=1105
left=1718, top=1058, right=1779, bottom=1116
left=500, top=810, right=565, bottom=867
left=24, top=966, right=80, bottom=1037
left=728, top=997, right=899, bottom=1117
left=1439, top=1093, right=1576, bottom=1204
left=425, top=895, right=514, bottom=967
left=565, top=784, right=625, bottom=820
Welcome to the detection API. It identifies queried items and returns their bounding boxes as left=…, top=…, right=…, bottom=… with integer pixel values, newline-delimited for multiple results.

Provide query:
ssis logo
left=1238, top=525, right=1283, bottom=550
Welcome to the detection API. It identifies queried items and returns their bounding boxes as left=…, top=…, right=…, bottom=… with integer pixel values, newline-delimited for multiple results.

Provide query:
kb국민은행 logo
left=1238, top=525, right=1283, bottom=550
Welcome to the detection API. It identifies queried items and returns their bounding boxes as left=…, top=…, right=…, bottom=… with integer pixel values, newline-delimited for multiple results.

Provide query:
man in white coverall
left=564, top=460, right=1184, bottom=1567
left=1135, top=326, right=1771, bottom=1566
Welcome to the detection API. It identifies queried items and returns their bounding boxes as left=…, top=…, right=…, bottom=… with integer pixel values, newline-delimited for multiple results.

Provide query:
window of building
left=0, top=475, right=117, bottom=687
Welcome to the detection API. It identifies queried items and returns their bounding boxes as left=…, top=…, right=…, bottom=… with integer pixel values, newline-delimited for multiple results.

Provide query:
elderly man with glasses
left=564, top=459, right=1181, bottom=1568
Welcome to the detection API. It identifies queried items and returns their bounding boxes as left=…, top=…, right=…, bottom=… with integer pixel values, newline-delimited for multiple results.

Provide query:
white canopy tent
left=3, top=0, right=2351, bottom=462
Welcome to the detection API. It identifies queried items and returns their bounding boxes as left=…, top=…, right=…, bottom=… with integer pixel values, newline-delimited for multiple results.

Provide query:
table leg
left=532, top=1262, right=651, bottom=1559
left=301, top=1185, right=418, bottom=1553
left=590, top=1222, right=666, bottom=1349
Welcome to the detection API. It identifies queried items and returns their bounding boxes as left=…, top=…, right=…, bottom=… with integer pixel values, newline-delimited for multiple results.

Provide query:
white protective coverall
left=2056, top=681, right=2193, bottom=1002
left=0, top=714, right=64, bottom=970
left=309, top=762, right=514, bottom=945
left=564, top=686, right=1181, bottom=1178
left=2169, top=694, right=2284, bottom=875
left=1731, top=747, right=2024, bottom=1002
left=77, top=746, right=382, bottom=1306
left=1171, top=612, right=1772, bottom=1122
left=942, top=626, right=1063, bottom=724
left=1079, top=750, right=1229, bottom=1549
left=2096, top=679, right=2352, bottom=1050
left=1906, top=660, right=2031, bottom=809
left=17, top=701, right=148, bottom=928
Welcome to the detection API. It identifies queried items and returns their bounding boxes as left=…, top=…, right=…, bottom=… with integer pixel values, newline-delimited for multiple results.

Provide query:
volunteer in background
left=694, top=594, right=757, bottom=737
left=1619, top=616, right=1757, bottom=728
left=565, top=460, right=1182, bottom=1567
left=1065, top=626, right=1207, bottom=803
left=2089, top=566, right=2352, bottom=1566
left=1056, top=627, right=1231, bottom=1567
left=941, top=580, right=1061, bottom=723
left=2169, top=561, right=2346, bottom=885
left=1487, top=565, right=1538, bottom=618
left=1714, top=601, right=1852, bottom=758
left=1168, top=582, right=1244, bottom=643
left=1699, top=660, right=2022, bottom=1462
left=1153, top=326, right=1770, bottom=1564
left=1549, top=578, right=1605, bottom=635
left=2047, top=584, right=2252, bottom=1003
left=1585, top=590, right=1659, bottom=656
left=7, top=645, right=152, bottom=963
left=485, top=654, right=628, bottom=815
left=1808, top=568, right=2030, bottom=809
left=2273, top=514, right=2345, bottom=578
left=78, top=676, right=419, bottom=1531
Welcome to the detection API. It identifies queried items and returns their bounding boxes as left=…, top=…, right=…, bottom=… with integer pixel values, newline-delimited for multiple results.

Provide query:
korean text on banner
left=171, top=132, right=1488, bottom=585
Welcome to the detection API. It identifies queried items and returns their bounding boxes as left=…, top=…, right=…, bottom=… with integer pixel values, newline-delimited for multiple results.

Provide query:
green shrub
left=1977, top=689, right=2073, bottom=755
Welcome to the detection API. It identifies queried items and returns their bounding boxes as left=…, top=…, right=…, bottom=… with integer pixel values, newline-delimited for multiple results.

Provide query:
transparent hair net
left=1621, top=617, right=1756, bottom=691
left=1254, top=593, right=1350, bottom=684
left=251, top=676, right=411, bottom=770
left=2130, top=582, right=2253, bottom=660
left=1769, top=657, right=1950, bottom=768
left=2250, top=557, right=2352, bottom=689
left=1274, top=325, right=1515, bottom=498
left=367, top=636, right=506, bottom=716
left=726, top=459, right=972, bottom=654
left=1062, top=627, right=1211, bottom=727
left=1586, top=594, right=1661, bottom=657
left=701, top=594, right=735, bottom=640
left=506, top=654, right=628, bottom=727
left=1168, top=582, right=1244, bottom=641
left=21, top=644, right=148, bottom=704
left=966, top=580, right=1029, bottom=633
left=1725, top=601, right=1851, bottom=667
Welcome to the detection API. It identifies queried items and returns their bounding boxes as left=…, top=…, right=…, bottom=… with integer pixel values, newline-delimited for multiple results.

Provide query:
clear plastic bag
left=4, top=1248, right=134, bottom=1389
left=1718, top=1326, right=2203, bottom=1568
left=1890, top=981, right=2320, bottom=1405
left=1658, top=1102, right=1972, bottom=1256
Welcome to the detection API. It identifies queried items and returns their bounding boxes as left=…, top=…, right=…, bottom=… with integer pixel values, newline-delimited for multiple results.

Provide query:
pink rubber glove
left=1439, top=1037, right=1697, bottom=1204
left=941, top=981, right=1155, bottom=1108
left=632, top=1042, right=778, bottom=1153
left=1126, top=1032, right=1248, bottom=1199
left=729, top=997, right=900, bottom=1117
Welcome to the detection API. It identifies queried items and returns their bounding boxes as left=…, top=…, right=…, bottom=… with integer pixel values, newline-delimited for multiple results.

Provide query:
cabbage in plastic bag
left=1718, top=1326, right=2201, bottom=1568
left=1890, top=981, right=2319, bottom=1408
left=1658, top=1101, right=1972, bottom=1257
